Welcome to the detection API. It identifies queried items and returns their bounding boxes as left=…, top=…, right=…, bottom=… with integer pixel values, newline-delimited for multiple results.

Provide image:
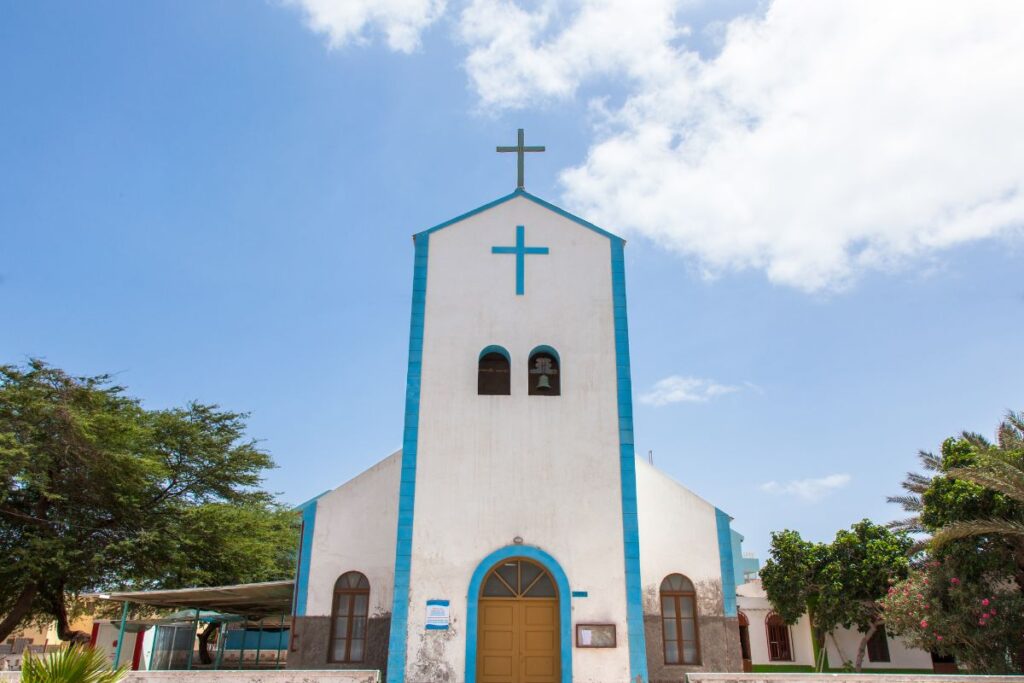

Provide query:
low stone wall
left=687, top=675, right=1021, bottom=683
left=0, top=671, right=379, bottom=683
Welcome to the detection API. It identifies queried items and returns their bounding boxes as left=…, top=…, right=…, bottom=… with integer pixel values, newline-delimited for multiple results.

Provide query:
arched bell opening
left=528, top=345, right=560, bottom=396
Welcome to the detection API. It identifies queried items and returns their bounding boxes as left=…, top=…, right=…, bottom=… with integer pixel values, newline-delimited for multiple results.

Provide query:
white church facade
left=287, top=150, right=747, bottom=682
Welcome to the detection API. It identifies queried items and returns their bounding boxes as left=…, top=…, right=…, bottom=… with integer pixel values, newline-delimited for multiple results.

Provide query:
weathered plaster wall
left=0, top=673, right=379, bottom=683
left=403, top=196, right=633, bottom=683
left=636, top=458, right=741, bottom=676
left=687, top=675, right=1021, bottom=683
left=736, top=582, right=815, bottom=668
left=288, top=616, right=391, bottom=674
left=737, top=580, right=934, bottom=671
left=295, top=450, right=401, bottom=671
left=824, top=626, right=933, bottom=671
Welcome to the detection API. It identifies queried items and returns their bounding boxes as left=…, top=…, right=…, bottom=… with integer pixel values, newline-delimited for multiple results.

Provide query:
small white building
left=736, top=580, right=939, bottom=674
left=287, top=154, right=749, bottom=683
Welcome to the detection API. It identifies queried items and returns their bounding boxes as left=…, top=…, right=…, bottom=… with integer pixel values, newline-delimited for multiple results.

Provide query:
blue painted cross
left=491, top=225, right=549, bottom=295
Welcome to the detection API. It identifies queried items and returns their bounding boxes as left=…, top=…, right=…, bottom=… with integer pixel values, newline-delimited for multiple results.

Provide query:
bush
left=21, top=646, right=128, bottom=683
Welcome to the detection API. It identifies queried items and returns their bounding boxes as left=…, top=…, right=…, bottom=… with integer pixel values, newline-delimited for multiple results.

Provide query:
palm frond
left=931, top=518, right=1024, bottom=548
left=961, top=431, right=992, bottom=450
left=946, top=457, right=1024, bottom=504
left=886, top=495, right=923, bottom=512
left=886, top=516, right=925, bottom=534
left=21, top=645, right=128, bottom=683
left=917, top=450, right=943, bottom=472
left=998, top=410, right=1024, bottom=449
left=902, top=471, right=931, bottom=490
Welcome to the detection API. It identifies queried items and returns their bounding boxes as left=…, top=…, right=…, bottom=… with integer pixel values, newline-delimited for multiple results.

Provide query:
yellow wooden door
left=519, top=601, right=558, bottom=683
left=477, top=559, right=560, bottom=683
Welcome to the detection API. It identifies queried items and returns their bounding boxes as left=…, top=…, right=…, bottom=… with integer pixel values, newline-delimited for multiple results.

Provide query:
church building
left=287, top=132, right=746, bottom=683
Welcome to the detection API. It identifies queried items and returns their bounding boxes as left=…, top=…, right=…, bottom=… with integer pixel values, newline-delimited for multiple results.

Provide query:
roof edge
left=415, top=188, right=624, bottom=242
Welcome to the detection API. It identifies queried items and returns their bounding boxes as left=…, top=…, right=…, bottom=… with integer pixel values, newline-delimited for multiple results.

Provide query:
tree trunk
left=828, top=630, right=848, bottom=669
left=44, top=586, right=90, bottom=644
left=0, top=583, right=39, bottom=644
left=197, top=623, right=220, bottom=665
left=854, top=621, right=881, bottom=673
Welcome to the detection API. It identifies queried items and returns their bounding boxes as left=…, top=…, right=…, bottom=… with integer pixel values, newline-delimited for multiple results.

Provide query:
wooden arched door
left=477, top=558, right=559, bottom=683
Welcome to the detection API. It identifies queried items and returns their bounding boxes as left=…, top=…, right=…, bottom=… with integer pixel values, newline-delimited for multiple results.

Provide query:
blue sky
left=2, top=1, right=1022, bottom=558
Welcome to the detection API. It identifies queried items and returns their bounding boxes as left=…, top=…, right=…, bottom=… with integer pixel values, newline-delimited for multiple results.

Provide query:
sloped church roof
left=415, top=188, right=624, bottom=242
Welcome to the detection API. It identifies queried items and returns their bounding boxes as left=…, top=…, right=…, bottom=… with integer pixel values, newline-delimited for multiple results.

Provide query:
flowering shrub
left=881, top=560, right=1024, bottom=673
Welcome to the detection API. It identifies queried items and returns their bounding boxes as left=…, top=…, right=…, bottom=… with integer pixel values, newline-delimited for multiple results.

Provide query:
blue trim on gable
left=414, top=189, right=624, bottom=242
left=417, top=190, right=521, bottom=237
left=715, top=508, right=738, bottom=618
left=292, top=493, right=325, bottom=617
left=520, top=190, right=623, bottom=241
left=610, top=239, right=649, bottom=682
left=479, top=345, right=510, bottom=362
left=386, top=232, right=430, bottom=683
left=465, top=546, right=573, bottom=683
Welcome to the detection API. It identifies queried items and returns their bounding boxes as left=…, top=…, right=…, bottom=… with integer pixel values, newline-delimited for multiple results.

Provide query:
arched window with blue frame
left=478, top=346, right=511, bottom=395
left=528, top=345, right=560, bottom=396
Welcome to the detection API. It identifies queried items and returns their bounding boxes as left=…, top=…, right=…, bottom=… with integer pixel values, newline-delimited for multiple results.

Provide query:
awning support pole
left=238, top=624, right=245, bottom=670
left=254, top=620, right=263, bottom=669
left=112, top=601, right=130, bottom=669
left=214, top=622, right=226, bottom=670
left=275, top=615, right=284, bottom=670
left=147, top=626, right=158, bottom=671
left=185, top=609, right=200, bottom=671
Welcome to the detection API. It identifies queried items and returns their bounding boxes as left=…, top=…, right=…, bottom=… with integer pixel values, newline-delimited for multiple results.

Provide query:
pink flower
left=982, top=613, right=990, bottom=619
left=950, top=577, right=961, bottom=585
left=920, top=619, right=929, bottom=628
left=982, top=598, right=990, bottom=606
left=990, top=608, right=997, bottom=616
left=979, top=619, right=986, bottom=626
left=936, top=635, right=943, bottom=642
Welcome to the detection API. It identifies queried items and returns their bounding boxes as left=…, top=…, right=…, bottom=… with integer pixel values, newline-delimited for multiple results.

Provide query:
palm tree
left=21, top=646, right=128, bottom=683
left=888, top=449, right=945, bottom=536
left=931, top=411, right=1024, bottom=547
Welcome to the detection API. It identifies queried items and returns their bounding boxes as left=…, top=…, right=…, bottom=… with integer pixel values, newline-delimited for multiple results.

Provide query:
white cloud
left=285, top=0, right=446, bottom=53
left=459, top=0, right=1024, bottom=291
left=459, top=0, right=685, bottom=109
left=760, top=474, right=851, bottom=502
left=638, top=375, right=740, bottom=406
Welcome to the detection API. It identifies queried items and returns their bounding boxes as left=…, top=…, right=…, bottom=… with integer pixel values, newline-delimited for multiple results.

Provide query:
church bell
left=535, top=374, right=552, bottom=392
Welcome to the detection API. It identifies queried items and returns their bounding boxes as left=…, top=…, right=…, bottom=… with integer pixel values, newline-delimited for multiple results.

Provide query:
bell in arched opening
left=528, top=349, right=560, bottom=396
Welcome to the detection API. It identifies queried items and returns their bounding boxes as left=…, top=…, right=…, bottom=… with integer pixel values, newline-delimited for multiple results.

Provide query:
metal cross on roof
left=497, top=128, right=545, bottom=189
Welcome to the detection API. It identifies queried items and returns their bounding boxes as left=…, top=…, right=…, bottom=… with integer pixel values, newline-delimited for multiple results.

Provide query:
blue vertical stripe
left=386, top=233, right=430, bottom=683
left=292, top=495, right=323, bottom=617
left=611, top=239, right=650, bottom=682
left=715, top=508, right=738, bottom=617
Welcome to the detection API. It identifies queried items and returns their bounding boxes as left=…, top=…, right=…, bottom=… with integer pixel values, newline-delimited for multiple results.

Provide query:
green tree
left=0, top=360, right=298, bottom=645
left=888, top=411, right=1024, bottom=670
left=891, top=416, right=1024, bottom=583
left=761, top=520, right=911, bottom=671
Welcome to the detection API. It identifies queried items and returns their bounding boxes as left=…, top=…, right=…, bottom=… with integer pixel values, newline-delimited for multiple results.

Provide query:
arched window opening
left=528, top=346, right=560, bottom=396
left=478, top=347, right=511, bottom=395
left=329, top=571, right=370, bottom=663
left=660, top=574, right=700, bottom=665
left=765, top=613, right=793, bottom=662
left=867, top=624, right=891, bottom=662
left=481, top=558, right=557, bottom=598
left=738, top=612, right=752, bottom=664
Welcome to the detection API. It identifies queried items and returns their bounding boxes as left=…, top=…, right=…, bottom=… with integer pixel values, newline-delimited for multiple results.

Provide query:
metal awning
left=88, top=580, right=294, bottom=617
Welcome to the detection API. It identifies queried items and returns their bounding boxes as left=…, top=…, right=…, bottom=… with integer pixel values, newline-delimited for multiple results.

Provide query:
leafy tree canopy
left=761, top=520, right=911, bottom=671
left=0, top=360, right=298, bottom=643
